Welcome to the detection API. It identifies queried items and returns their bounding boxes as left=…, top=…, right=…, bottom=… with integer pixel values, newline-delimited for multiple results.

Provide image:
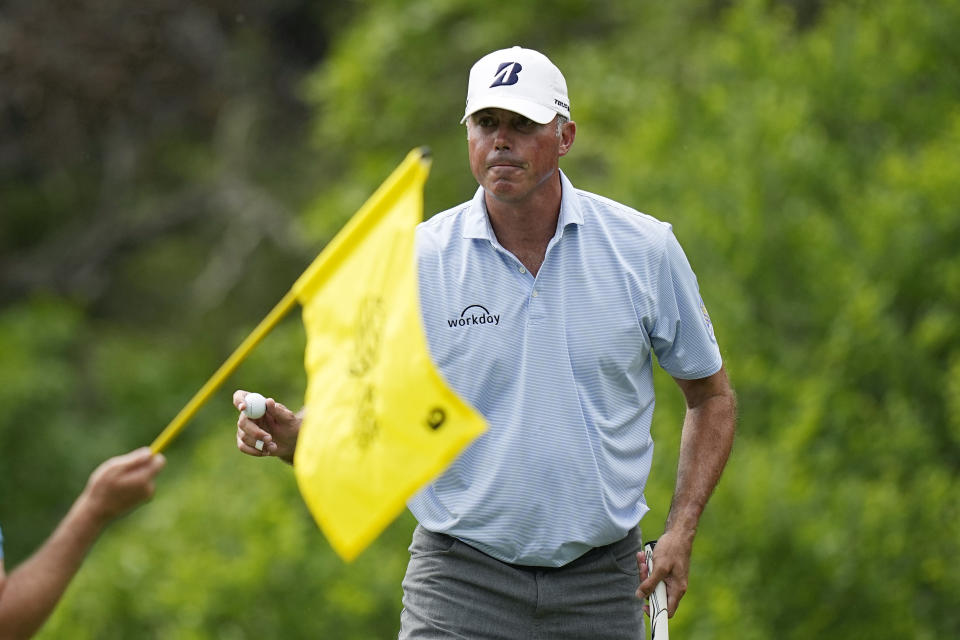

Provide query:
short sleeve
left=649, top=228, right=723, bottom=379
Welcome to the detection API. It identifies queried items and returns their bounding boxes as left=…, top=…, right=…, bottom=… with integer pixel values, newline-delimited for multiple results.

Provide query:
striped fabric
left=408, top=171, right=722, bottom=567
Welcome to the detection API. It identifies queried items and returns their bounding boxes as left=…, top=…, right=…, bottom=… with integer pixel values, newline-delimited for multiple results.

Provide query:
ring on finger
left=255, top=439, right=265, bottom=452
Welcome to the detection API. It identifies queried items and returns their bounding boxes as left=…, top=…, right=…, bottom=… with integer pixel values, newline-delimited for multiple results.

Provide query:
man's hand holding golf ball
left=233, top=390, right=301, bottom=464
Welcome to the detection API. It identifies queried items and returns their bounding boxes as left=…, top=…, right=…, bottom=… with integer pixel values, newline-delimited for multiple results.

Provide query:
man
left=0, top=447, right=165, bottom=639
left=235, top=46, right=735, bottom=638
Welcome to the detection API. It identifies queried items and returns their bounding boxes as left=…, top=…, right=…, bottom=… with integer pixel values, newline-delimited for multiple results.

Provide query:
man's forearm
left=665, top=386, right=736, bottom=537
left=278, top=408, right=305, bottom=465
left=0, top=496, right=107, bottom=639
left=637, top=370, right=736, bottom=614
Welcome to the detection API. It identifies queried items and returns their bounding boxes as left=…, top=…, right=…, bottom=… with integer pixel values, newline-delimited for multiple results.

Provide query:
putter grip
left=644, top=542, right=670, bottom=640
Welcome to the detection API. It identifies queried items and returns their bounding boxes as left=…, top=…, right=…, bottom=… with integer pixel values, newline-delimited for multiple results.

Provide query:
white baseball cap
left=461, top=46, right=570, bottom=125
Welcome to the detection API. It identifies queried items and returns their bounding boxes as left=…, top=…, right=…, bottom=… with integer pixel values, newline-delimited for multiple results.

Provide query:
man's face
left=466, top=108, right=574, bottom=205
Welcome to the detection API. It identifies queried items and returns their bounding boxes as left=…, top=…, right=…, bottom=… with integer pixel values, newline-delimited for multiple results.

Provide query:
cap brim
left=460, top=96, right=558, bottom=125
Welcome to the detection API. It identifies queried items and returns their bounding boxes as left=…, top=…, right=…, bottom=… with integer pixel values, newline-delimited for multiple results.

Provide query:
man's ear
left=559, top=120, right=576, bottom=157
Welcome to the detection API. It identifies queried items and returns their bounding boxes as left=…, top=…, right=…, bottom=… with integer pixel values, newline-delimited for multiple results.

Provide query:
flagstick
left=151, top=149, right=431, bottom=455
left=150, top=289, right=299, bottom=454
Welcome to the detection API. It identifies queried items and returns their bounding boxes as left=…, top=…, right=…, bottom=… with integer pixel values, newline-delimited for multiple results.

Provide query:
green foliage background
left=1, top=0, right=958, bottom=637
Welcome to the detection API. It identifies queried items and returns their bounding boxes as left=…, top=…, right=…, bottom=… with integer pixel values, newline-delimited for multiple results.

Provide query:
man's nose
left=494, top=123, right=512, bottom=150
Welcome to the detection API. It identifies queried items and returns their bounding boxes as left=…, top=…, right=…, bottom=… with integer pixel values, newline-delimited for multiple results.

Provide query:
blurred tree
left=0, top=0, right=343, bottom=311
left=0, top=0, right=348, bottom=574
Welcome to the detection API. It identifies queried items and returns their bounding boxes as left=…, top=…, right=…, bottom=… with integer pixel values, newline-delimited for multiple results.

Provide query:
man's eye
left=514, top=118, right=536, bottom=131
left=477, top=117, right=495, bottom=127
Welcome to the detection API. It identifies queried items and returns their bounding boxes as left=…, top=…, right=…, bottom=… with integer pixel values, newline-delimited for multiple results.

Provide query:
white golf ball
left=243, top=392, right=266, bottom=419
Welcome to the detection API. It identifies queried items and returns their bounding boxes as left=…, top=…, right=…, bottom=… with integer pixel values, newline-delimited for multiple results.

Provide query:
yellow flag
left=291, top=148, right=486, bottom=561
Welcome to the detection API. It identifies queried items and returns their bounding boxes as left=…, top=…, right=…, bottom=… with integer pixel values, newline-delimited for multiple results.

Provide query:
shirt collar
left=461, top=170, right=584, bottom=240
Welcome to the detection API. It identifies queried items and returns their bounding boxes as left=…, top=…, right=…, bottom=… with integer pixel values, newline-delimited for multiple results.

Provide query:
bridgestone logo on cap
left=490, top=62, right=523, bottom=88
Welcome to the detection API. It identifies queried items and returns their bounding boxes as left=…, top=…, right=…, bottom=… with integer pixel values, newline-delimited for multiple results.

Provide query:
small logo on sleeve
left=448, top=304, right=500, bottom=328
left=699, top=296, right=716, bottom=341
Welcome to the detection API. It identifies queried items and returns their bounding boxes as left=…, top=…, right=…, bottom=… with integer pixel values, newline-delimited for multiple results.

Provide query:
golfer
left=236, top=46, right=736, bottom=639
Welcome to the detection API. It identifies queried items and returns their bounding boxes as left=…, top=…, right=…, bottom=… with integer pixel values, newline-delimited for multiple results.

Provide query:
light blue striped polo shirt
left=409, top=171, right=722, bottom=567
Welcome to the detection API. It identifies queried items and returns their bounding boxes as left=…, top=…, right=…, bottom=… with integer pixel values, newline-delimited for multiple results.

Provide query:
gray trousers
left=399, top=525, right=644, bottom=640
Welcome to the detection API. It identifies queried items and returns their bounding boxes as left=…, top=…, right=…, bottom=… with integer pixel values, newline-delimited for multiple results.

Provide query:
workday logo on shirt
left=448, top=304, right=500, bottom=328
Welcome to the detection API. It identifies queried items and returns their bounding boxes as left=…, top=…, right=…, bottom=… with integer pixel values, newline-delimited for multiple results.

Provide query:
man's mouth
left=488, top=161, right=524, bottom=170
left=487, top=153, right=524, bottom=170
